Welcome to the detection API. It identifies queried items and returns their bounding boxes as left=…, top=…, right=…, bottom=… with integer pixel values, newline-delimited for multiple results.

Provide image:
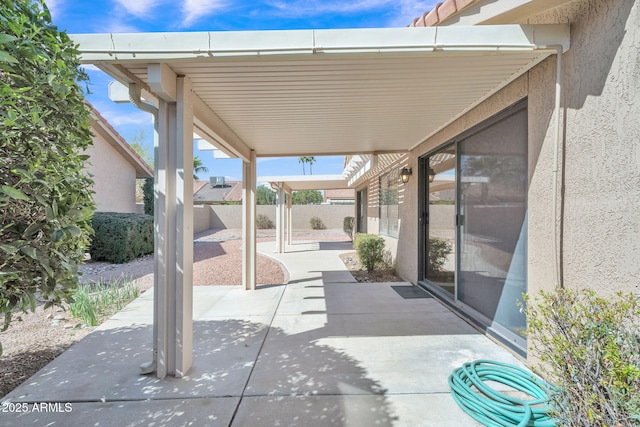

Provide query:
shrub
left=142, top=177, right=154, bottom=216
left=354, top=233, right=385, bottom=272
left=428, top=237, right=452, bottom=273
left=526, top=288, right=640, bottom=426
left=90, top=213, right=154, bottom=263
left=0, top=0, right=95, bottom=352
left=310, top=216, right=325, bottom=230
left=343, top=216, right=355, bottom=240
left=69, top=276, right=140, bottom=326
left=256, top=214, right=274, bottom=229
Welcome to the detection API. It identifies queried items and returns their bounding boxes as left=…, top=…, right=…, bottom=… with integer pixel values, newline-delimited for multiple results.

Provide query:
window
left=379, top=169, right=399, bottom=238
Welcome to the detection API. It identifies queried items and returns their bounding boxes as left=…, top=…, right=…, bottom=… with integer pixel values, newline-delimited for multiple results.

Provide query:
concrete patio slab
left=2, top=397, right=239, bottom=427
left=1, top=232, right=528, bottom=426
left=232, top=394, right=483, bottom=427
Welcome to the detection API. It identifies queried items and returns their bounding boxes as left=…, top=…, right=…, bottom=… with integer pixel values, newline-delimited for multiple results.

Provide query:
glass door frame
left=417, top=100, right=528, bottom=356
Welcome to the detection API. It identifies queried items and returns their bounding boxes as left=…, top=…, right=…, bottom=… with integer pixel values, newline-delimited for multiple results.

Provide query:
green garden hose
left=448, top=360, right=556, bottom=427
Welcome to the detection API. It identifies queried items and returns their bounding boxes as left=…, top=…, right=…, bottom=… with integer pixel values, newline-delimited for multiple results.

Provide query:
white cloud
left=266, top=0, right=391, bottom=16
left=265, top=0, right=437, bottom=27
left=387, top=0, right=439, bottom=27
left=93, top=103, right=154, bottom=127
left=181, top=0, right=228, bottom=27
left=45, top=0, right=64, bottom=20
left=113, top=0, right=161, bottom=17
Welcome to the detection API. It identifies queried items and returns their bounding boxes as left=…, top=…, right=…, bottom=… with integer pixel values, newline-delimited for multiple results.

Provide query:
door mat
left=391, top=285, right=433, bottom=299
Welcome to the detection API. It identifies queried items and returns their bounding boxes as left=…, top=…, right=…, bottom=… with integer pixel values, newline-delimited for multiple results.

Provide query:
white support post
left=174, top=76, right=194, bottom=377
left=155, top=99, right=171, bottom=380
left=153, top=77, right=194, bottom=379
left=242, top=150, right=257, bottom=290
left=276, top=183, right=285, bottom=254
left=287, top=190, right=293, bottom=246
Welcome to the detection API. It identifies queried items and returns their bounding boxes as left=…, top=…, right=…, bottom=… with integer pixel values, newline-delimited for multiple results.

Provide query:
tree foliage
left=298, top=156, right=316, bottom=175
left=0, top=0, right=95, bottom=352
left=193, top=156, right=208, bottom=180
left=256, top=185, right=276, bottom=205
left=292, top=190, right=322, bottom=205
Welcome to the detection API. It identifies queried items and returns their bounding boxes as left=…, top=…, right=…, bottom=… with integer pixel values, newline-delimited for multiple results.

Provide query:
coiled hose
left=448, top=360, right=556, bottom=427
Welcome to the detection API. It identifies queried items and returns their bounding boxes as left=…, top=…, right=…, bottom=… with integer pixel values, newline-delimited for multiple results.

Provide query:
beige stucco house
left=345, top=0, right=639, bottom=354
left=84, top=104, right=153, bottom=213
left=70, top=0, right=636, bottom=376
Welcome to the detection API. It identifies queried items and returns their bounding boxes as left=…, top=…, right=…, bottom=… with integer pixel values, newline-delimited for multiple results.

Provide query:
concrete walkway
left=1, top=240, right=524, bottom=426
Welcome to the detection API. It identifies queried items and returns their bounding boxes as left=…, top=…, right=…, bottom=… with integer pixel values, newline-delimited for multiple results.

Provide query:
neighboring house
left=84, top=104, right=153, bottom=213
left=323, top=189, right=355, bottom=205
left=193, top=178, right=242, bottom=204
left=344, top=0, right=639, bottom=354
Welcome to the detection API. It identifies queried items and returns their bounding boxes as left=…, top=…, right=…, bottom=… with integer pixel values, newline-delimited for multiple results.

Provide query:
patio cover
left=259, top=175, right=349, bottom=253
left=71, top=24, right=570, bottom=379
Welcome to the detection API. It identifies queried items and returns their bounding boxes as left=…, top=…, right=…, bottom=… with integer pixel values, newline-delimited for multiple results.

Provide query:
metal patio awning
left=69, top=24, right=570, bottom=379
left=72, top=24, right=569, bottom=161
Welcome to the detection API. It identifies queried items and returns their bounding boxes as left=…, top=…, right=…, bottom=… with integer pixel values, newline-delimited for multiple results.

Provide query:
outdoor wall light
left=400, top=167, right=412, bottom=183
left=427, top=167, right=436, bottom=183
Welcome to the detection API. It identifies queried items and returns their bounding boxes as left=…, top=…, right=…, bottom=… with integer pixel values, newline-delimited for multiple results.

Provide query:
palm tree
left=298, top=156, right=316, bottom=175
left=193, top=156, right=209, bottom=180
left=308, top=156, right=316, bottom=175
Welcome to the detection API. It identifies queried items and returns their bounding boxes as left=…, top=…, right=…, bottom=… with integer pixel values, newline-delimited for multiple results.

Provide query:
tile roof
left=193, top=181, right=242, bottom=203
left=87, top=102, right=154, bottom=178
left=408, top=0, right=479, bottom=27
left=193, top=180, right=208, bottom=195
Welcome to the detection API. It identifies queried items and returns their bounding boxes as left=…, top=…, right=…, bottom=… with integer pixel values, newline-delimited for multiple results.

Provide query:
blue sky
left=48, top=0, right=437, bottom=181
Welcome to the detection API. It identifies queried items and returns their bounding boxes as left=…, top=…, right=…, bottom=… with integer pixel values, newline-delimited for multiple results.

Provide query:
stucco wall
left=84, top=131, right=138, bottom=213
left=394, top=0, right=640, bottom=297
left=524, top=0, right=640, bottom=297
left=198, top=204, right=356, bottom=231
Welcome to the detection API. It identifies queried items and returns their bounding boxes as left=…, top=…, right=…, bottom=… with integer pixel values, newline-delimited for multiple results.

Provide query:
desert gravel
left=0, top=229, right=350, bottom=398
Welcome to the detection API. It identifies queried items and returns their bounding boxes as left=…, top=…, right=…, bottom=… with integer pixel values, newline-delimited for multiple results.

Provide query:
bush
left=256, top=214, right=274, bottom=229
left=428, top=237, right=452, bottom=274
left=90, top=213, right=154, bottom=263
left=0, top=0, right=95, bottom=351
left=343, top=216, right=355, bottom=240
left=526, top=288, right=640, bottom=426
left=354, top=233, right=385, bottom=272
left=142, top=177, right=153, bottom=216
left=310, top=216, right=325, bottom=230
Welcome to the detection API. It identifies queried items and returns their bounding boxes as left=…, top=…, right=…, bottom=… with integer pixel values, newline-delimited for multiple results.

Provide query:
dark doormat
left=391, top=285, right=433, bottom=299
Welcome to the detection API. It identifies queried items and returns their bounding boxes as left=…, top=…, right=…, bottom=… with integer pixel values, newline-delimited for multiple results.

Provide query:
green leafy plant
left=0, top=0, right=95, bottom=354
left=142, top=177, right=154, bottom=216
left=428, top=237, right=452, bottom=274
left=90, top=213, right=153, bottom=263
left=343, top=216, right=355, bottom=240
left=69, top=277, right=140, bottom=326
left=256, top=214, right=274, bottom=229
left=310, top=216, right=325, bottom=230
left=292, top=190, right=322, bottom=205
left=256, top=185, right=276, bottom=205
left=354, top=233, right=385, bottom=272
left=526, top=288, right=640, bottom=426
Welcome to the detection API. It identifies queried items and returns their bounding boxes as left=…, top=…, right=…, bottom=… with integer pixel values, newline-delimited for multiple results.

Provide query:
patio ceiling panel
left=73, top=24, right=569, bottom=158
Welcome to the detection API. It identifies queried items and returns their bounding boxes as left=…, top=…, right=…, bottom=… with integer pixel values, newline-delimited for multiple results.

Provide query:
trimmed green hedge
left=90, top=213, right=154, bottom=263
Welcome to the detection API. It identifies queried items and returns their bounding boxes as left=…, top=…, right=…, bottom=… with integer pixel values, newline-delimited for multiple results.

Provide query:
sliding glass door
left=420, top=101, right=528, bottom=350
left=424, top=145, right=456, bottom=296
left=458, top=106, right=528, bottom=339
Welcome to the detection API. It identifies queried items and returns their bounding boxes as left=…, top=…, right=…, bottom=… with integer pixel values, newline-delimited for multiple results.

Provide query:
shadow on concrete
left=3, top=318, right=398, bottom=426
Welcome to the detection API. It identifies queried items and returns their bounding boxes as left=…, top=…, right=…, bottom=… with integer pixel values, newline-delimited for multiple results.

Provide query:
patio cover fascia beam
left=72, top=24, right=569, bottom=62
left=146, top=62, right=252, bottom=163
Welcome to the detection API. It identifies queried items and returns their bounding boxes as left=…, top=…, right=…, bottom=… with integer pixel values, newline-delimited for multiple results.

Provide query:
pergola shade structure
left=72, top=24, right=569, bottom=378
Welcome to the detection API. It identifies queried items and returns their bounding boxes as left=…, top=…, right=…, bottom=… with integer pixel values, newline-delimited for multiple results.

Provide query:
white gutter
left=127, top=82, right=160, bottom=376
left=72, top=25, right=569, bottom=62
left=547, top=45, right=564, bottom=288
